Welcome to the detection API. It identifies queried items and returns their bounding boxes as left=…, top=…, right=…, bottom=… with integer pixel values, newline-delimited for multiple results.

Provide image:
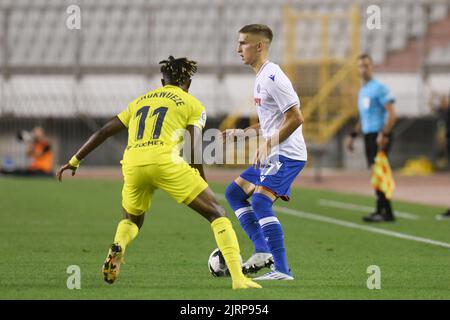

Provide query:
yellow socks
left=113, top=219, right=139, bottom=252
left=211, top=217, right=245, bottom=281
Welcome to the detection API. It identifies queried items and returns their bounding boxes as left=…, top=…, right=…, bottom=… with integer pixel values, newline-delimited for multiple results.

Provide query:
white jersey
left=254, top=60, right=307, bottom=161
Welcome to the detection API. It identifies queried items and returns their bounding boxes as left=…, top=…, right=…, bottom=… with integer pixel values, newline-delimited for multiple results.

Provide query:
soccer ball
left=207, top=248, right=242, bottom=277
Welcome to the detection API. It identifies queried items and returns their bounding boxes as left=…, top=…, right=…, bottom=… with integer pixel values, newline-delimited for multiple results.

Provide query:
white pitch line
left=277, top=207, right=450, bottom=249
left=318, top=199, right=419, bottom=220
left=216, top=194, right=450, bottom=249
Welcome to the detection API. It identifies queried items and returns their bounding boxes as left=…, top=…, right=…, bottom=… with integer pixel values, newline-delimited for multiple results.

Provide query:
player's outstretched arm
left=56, top=116, right=126, bottom=181
left=220, top=122, right=260, bottom=143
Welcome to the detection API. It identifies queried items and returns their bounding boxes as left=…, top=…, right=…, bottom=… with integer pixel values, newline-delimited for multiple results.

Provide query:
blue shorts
left=240, top=155, right=306, bottom=201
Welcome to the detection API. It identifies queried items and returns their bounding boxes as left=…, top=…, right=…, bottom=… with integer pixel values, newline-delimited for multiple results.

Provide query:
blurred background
left=0, top=0, right=449, bottom=174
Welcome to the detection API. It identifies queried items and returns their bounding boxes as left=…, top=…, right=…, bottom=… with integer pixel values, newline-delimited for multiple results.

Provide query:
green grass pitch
left=1, top=177, right=449, bottom=299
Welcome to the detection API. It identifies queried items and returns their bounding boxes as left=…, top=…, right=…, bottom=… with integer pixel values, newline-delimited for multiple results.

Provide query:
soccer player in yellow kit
left=56, top=56, right=261, bottom=290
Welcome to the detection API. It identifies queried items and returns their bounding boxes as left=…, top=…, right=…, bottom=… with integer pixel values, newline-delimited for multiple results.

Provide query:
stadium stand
left=1, top=0, right=449, bottom=68
left=0, top=0, right=449, bottom=117
left=0, top=0, right=449, bottom=167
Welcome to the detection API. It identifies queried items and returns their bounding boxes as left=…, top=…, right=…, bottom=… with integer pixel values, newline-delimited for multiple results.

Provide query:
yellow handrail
left=284, top=5, right=361, bottom=145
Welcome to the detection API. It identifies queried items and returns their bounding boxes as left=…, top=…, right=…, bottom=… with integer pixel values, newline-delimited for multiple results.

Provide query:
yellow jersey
left=117, top=85, right=206, bottom=166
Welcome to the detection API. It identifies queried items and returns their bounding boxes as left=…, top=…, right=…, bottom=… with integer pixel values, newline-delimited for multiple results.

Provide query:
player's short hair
left=358, top=53, right=373, bottom=62
left=159, top=56, right=198, bottom=86
left=239, top=24, right=273, bottom=43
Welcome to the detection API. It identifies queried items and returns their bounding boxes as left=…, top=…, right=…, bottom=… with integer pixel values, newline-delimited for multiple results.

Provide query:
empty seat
left=0, top=0, right=449, bottom=68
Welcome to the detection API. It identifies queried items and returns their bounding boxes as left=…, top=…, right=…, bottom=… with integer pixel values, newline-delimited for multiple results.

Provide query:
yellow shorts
left=121, top=161, right=208, bottom=215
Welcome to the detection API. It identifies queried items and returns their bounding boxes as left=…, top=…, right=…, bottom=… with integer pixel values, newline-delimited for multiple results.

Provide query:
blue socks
left=225, top=182, right=270, bottom=253
left=252, top=193, right=291, bottom=275
left=225, top=182, right=291, bottom=275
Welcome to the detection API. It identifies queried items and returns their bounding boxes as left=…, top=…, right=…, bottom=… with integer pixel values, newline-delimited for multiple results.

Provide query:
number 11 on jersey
left=135, top=106, right=168, bottom=141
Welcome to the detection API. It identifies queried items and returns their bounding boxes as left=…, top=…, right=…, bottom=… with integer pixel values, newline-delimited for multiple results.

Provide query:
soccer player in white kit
left=223, top=24, right=307, bottom=280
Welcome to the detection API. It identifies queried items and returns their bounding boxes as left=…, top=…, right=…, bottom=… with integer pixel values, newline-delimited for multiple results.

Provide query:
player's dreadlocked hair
left=159, top=56, right=198, bottom=86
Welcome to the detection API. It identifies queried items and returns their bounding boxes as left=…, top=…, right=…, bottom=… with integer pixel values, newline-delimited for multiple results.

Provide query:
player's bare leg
left=102, top=208, right=143, bottom=284
left=234, top=176, right=256, bottom=196
left=188, top=187, right=261, bottom=289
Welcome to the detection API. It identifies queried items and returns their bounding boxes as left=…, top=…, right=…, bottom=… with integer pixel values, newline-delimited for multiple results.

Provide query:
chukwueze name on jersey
left=137, top=90, right=185, bottom=106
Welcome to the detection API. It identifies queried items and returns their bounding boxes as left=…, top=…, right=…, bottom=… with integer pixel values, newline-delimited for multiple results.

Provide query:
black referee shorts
left=364, top=132, right=393, bottom=167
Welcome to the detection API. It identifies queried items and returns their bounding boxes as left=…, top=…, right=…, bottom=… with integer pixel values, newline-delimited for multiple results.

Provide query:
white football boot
left=253, top=270, right=294, bottom=280
left=242, top=253, right=274, bottom=274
